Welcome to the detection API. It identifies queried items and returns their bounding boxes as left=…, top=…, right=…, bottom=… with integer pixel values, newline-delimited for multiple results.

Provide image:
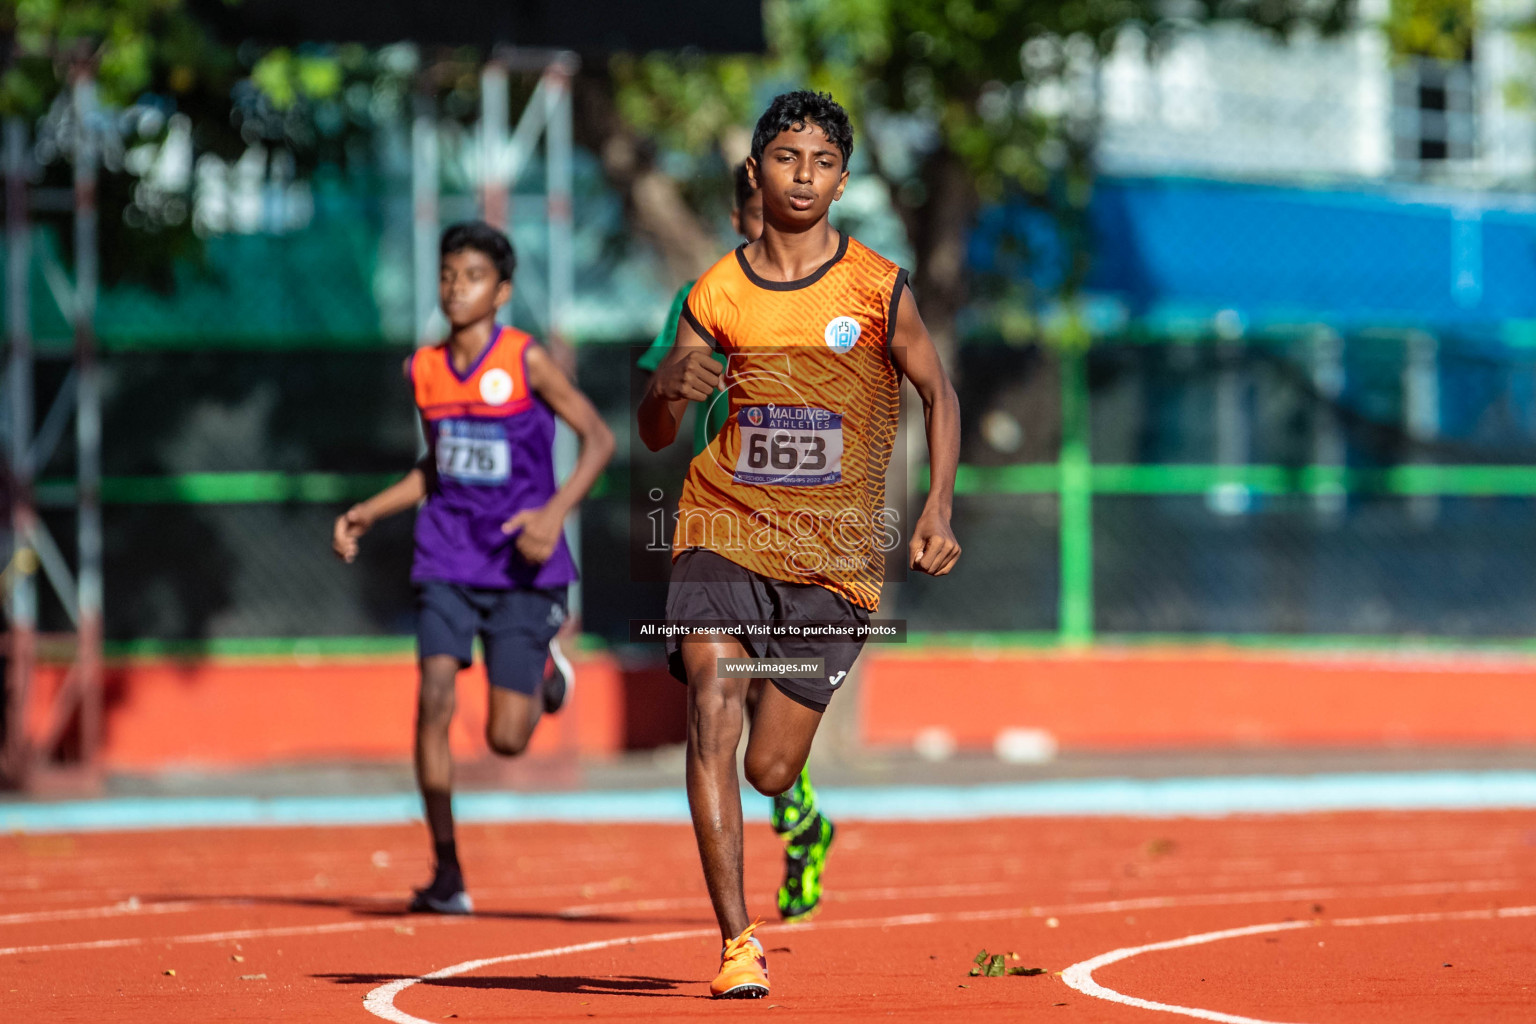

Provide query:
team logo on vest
left=746, top=407, right=764, bottom=427
left=479, top=368, right=514, bottom=405
left=824, top=316, right=861, bottom=354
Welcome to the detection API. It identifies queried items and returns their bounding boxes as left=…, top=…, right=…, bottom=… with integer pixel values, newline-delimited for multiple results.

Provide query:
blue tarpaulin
left=972, top=176, right=1536, bottom=341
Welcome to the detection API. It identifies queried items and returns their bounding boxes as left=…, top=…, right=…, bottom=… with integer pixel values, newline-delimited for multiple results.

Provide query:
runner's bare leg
left=683, top=635, right=822, bottom=940
left=415, top=654, right=461, bottom=844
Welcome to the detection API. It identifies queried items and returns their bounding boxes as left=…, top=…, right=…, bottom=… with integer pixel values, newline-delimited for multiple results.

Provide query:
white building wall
left=1091, top=5, right=1536, bottom=188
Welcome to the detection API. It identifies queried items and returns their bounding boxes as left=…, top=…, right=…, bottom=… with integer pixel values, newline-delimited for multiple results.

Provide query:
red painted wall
left=25, top=653, right=686, bottom=771
left=859, top=648, right=1536, bottom=750
left=23, top=646, right=1536, bottom=772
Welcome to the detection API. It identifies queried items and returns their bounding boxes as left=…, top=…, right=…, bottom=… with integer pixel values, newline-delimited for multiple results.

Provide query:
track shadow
left=141, top=892, right=706, bottom=926
left=315, top=972, right=702, bottom=998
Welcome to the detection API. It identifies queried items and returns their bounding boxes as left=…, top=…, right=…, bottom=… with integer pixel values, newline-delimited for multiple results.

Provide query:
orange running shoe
left=710, top=920, right=769, bottom=999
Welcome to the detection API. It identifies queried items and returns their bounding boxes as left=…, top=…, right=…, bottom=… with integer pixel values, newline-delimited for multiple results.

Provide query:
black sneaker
left=408, top=865, right=474, bottom=915
left=541, top=637, right=574, bottom=714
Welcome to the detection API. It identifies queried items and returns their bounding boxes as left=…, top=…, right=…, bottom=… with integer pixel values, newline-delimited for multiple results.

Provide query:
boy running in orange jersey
left=637, top=92, right=961, bottom=998
left=639, top=162, right=836, bottom=925
left=335, top=221, right=614, bottom=914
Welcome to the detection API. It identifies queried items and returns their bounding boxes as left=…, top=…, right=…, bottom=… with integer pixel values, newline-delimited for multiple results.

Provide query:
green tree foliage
left=0, top=0, right=225, bottom=116
left=2, top=1, right=238, bottom=291
left=0, top=3, right=453, bottom=292
left=609, top=0, right=1357, bottom=352
left=1385, top=0, right=1475, bottom=60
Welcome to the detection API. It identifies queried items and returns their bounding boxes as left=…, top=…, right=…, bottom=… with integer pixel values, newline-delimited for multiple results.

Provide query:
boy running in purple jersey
left=333, top=221, right=614, bottom=913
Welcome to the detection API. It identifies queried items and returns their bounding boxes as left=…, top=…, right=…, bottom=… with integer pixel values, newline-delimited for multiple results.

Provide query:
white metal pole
left=1211, top=335, right=1251, bottom=516
left=544, top=56, right=582, bottom=619
left=1404, top=330, right=1440, bottom=525
left=5, top=120, right=35, bottom=630
left=72, top=73, right=103, bottom=768
left=4, top=117, right=35, bottom=784
left=1311, top=328, right=1346, bottom=519
left=411, top=91, right=440, bottom=344
left=479, top=60, right=510, bottom=233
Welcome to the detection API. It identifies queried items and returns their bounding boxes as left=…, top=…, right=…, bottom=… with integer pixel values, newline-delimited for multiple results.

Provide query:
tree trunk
left=887, top=145, right=976, bottom=511
left=898, top=146, right=976, bottom=373
left=571, top=73, right=720, bottom=284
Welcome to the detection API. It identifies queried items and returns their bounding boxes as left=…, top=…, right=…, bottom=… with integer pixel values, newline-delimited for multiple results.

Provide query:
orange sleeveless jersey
left=675, top=233, right=906, bottom=611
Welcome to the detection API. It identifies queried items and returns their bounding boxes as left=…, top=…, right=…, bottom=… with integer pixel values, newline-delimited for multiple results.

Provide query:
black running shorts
left=664, top=548, right=869, bottom=712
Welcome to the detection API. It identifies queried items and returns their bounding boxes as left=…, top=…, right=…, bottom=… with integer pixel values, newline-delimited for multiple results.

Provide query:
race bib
left=733, top=406, right=843, bottom=487
left=436, top=420, right=510, bottom=484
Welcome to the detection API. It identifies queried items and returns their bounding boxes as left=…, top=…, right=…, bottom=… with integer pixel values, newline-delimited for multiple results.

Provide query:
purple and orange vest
left=408, top=326, right=576, bottom=590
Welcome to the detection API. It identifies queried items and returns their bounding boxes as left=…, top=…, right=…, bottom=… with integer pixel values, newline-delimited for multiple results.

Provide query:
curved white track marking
left=371, top=892, right=1527, bottom=1024
left=365, top=913, right=1037, bottom=1024
left=1061, top=903, right=1536, bottom=1024
left=1061, top=921, right=1316, bottom=1024
left=363, top=927, right=718, bottom=1024
left=0, top=914, right=466, bottom=958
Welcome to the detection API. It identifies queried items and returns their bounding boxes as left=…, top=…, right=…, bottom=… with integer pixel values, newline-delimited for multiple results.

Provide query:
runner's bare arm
left=505, top=344, right=617, bottom=564
left=889, top=285, right=962, bottom=576
left=637, top=314, right=722, bottom=451
left=332, top=465, right=428, bottom=563
left=334, top=355, right=431, bottom=563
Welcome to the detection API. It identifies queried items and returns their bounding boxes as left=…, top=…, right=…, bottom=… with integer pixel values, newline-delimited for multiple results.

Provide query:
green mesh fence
left=11, top=330, right=1533, bottom=650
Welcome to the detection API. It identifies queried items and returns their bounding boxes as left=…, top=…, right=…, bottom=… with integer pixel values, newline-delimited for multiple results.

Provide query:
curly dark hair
left=749, top=91, right=853, bottom=170
left=439, top=220, right=516, bottom=282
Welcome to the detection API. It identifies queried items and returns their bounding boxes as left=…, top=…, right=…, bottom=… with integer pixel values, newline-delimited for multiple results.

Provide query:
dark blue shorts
left=415, top=581, right=568, bottom=695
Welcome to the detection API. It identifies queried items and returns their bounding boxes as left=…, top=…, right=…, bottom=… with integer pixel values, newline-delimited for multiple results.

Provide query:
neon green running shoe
left=777, top=811, right=834, bottom=922
left=771, top=767, right=816, bottom=835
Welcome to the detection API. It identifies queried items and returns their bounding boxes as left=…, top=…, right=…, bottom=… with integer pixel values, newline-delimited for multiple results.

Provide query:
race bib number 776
left=733, top=406, right=843, bottom=487
left=436, top=420, right=511, bottom=485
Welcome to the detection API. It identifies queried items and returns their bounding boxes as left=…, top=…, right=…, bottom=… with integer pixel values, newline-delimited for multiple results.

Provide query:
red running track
left=2, top=811, right=1533, bottom=1022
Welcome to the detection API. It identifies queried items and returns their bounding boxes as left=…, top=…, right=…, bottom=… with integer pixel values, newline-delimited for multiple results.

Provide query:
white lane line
left=0, top=879, right=648, bottom=928
left=0, top=898, right=250, bottom=927
left=0, top=878, right=642, bottom=909
left=1061, top=903, right=1536, bottom=1024
left=558, top=897, right=699, bottom=918
left=554, top=876, right=1516, bottom=920
left=557, top=880, right=1024, bottom=917
left=11, top=876, right=1515, bottom=963
left=0, top=914, right=465, bottom=957
left=1028, top=878, right=1515, bottom=918
left=1334, top=904, right=1536, bottom=928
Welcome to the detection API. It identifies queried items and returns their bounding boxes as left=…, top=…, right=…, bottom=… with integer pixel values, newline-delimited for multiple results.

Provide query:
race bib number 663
left=733, top=405, right=843, bottom=487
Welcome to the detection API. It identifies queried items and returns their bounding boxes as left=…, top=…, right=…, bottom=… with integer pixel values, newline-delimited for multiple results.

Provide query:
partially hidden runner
left=334, top=221, right=614, bottom=914
left=638, top=160, right=835, bottom=925
left=637, top=91, right=961, bottom=999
